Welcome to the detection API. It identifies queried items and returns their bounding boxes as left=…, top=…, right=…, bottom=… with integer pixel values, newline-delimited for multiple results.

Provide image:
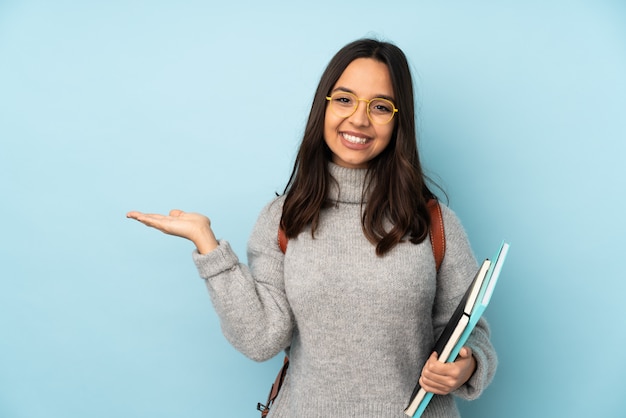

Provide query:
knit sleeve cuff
left=192, top=240, right=239, bottom=280
left=458, top=348, right=489, bottom=400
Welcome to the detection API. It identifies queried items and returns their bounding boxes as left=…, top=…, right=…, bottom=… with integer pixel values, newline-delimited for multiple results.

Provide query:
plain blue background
left=1, top=1, right=625, bottom=417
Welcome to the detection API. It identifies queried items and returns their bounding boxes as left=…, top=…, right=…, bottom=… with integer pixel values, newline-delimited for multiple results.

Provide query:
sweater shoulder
left=247, top=195, right=285, bottom=256
left=438, top=203, right=472, bottom=248
left=256, top=194, right=284, bottom=229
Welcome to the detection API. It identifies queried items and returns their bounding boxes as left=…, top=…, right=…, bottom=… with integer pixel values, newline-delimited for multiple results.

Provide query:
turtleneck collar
left=327, top=162, right=369, bottom=204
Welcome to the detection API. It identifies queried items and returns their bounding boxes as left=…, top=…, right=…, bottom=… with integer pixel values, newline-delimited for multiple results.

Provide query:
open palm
left=126, top=209, right=218, bottom=254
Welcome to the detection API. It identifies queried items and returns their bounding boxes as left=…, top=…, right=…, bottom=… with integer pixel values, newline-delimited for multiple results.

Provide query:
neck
left=327, top=162, right=369, bottom=204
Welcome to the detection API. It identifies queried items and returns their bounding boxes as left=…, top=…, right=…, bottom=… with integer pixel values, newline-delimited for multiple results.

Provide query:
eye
left=332, top=93, right=355, bottom=107
left=370, top=99, right=394, bottom=114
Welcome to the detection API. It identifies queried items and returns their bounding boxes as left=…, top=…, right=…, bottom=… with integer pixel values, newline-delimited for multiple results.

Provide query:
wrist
left=193, top=226, right=219, bottom=254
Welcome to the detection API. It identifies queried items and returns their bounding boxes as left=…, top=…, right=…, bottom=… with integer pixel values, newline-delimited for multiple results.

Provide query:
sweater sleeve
left=191, top=197, right=293, bottom=362
left=432, top=205, right=498, bottom=401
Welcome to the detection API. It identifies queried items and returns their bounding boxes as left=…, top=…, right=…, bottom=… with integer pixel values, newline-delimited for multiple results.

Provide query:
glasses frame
left=325, top=91, right=399, bottom=125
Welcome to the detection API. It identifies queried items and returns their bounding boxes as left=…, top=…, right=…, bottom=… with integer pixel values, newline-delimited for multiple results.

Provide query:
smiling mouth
left=342, top=133, right=369, bottom=144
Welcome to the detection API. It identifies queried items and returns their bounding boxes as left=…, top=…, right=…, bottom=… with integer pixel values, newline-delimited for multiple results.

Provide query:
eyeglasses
left=325, top=91, right=398, bottom=125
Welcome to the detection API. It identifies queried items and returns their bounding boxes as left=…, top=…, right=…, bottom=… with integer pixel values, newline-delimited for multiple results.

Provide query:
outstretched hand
left=126, top=209, right=219, bottom=254
left=419, top=347, right=477, bottom=395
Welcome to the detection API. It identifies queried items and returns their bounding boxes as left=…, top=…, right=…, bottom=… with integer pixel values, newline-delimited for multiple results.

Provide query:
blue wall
left=1, top=1, right=625, bottom=417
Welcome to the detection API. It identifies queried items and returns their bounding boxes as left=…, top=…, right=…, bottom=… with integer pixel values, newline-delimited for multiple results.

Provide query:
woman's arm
left=127, top=200, right=294, bottom=362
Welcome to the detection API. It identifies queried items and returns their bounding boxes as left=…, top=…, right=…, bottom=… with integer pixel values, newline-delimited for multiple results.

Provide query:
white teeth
left=342, top=133, right=368, bottom=144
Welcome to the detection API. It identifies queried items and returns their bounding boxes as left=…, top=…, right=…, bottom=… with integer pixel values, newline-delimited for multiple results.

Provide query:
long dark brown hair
left=280, top=38, right=436, bottom=256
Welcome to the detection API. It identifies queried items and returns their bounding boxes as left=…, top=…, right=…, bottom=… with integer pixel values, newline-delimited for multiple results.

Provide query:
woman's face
left=323, top=58, right=396, bottom=169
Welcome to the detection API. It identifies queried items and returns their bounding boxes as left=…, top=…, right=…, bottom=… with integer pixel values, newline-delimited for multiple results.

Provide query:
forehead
left=333, top=58, right=394, bottom=97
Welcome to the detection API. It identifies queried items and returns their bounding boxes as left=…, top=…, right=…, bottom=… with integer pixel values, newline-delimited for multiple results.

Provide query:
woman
left=127, top=38, right=497, bottom=417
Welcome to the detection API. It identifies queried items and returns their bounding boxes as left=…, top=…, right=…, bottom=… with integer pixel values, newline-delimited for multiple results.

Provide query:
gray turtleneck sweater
left=192, top=163, right=497, bottom=417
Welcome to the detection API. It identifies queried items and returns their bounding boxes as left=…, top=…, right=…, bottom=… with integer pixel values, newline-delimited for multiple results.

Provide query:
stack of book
left=404, top=241, right=510, bottom=417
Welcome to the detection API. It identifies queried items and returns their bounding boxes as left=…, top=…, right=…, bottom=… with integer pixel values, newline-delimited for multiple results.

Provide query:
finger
left=425, top=352, right=450, bottom=374
left=126, top=211, right=166, bottom=221
left=426, top=361, right=466, bottom=388
left=128, top=212, right=171, bottom=229
left=422, top=363, right=459, bottom=390
left=126, top=211, right=144, bottom=219
left=169, top=209, right=185, bottom=217
left=419, top=374, right=451, bottom=395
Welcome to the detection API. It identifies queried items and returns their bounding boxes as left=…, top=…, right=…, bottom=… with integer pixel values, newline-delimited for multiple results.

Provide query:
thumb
left=459, top=346, right=473, bottom=358
left=169, top=209, right=185, bottom=217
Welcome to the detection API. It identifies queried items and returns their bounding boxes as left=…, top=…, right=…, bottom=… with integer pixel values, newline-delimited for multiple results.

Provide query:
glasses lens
left=330, top=92, right=359, bottom=118
left=328, top=92, right=357, bottom=118
left=368, top=99, right=396, bottom=124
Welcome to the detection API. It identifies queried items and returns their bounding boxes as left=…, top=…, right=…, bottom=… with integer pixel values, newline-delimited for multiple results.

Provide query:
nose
left=349, top=99, right=371, bottom=126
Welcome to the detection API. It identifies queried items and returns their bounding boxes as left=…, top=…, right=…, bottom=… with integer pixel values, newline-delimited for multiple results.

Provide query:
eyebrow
left=331, top=86, right=396, bottom=103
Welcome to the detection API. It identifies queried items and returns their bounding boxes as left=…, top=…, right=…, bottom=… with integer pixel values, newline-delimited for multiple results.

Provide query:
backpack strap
left=427, top=199, right=446, bottom=271
left=278, top=223, right=288, bottom=255
left=277, top=198, right=445, bottom=270
left=257, top=356, right=289, bottom=417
